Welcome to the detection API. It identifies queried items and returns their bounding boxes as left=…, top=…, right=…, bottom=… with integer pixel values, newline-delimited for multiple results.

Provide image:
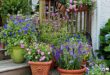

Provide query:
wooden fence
left=45, top=1, right=92, bottom=34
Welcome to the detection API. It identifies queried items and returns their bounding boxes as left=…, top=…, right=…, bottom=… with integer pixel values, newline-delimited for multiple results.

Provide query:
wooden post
left=39, top=0, right=46, bottom=23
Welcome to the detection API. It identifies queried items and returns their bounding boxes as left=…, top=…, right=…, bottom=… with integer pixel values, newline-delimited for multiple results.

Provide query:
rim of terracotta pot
left=57, top=66, right=86, bottom=74
left=28, top=60, right=52, bottom=66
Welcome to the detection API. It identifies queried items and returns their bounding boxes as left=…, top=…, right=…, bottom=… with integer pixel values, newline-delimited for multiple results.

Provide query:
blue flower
left=4, top=24, right=7, bottom=29
left=9, top=32, right=12, bottom=35
left=26, top=24, right=30, bottom=27
left=22, top=27, right=28, bottom=31
left=14, top=20, right=18, bottom=25
left=18, top=30, right=22, bottom=33
left=24, top=31, right=27, bottom=34
left=10, top=16, right=13, bottom=20
left=3, top=33, right=6, bottom=36
left=19, top=19, right=24, bottom=23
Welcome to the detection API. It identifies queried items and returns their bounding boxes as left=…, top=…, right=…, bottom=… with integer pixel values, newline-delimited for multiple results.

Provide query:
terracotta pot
left=57, top=66, right=86, bottom=75
left=0, top=43, right=4, bottom=49
left=28, top=60, right=52, bottom=75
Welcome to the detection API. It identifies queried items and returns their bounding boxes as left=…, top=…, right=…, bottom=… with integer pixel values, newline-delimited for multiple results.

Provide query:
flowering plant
left=59, top=0, right=95, bottom=12
left=52, top=33, right=92, bottom=70
left=25, top=43, right=52, bottom=62
left=0, top=15, right=37, bottom=54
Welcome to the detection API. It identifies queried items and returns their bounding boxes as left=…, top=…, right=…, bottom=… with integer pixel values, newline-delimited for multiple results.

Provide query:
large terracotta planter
left=11, top=46, right=26, bottom=63
left=57, top=66, right=86, bottom=75
left=28, top=60, right=52, bottom=75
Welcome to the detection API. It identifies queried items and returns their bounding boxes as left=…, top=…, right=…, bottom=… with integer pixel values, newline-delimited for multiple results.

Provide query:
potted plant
left=25, top=42, right=52, bottom=75
left=52, top=33, right=92, bottom=75
left=0, top=15, right=37, bottom=63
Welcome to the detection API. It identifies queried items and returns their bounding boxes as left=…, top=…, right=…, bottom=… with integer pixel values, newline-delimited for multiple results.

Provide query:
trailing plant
left=0, top=15, right=37, bottom=55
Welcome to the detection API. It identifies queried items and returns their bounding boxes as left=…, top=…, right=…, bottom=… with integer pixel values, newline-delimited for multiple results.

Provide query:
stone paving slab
left=0, top=59, right=60, bottom=75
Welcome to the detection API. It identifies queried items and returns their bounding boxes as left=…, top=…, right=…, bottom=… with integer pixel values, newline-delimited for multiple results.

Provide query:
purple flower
left=78, top=43, right=83, bottom=54
left=66, top=45, right=69, bottom=51
left=69, top=50, right=74, bottom=56
left=22, top=27, right=28, bottom=31
left=19, top=19, right=24, bottom=23
left=60, top=45, right=64, bottom=50
left=55, top=50, right=60, bottom=61
left=10, top=16, right=13, bottom=20
left=4, top=24, right=7, bottom=29
left=26, top=24, right=30, bottom=27
left=20, top=44, right=24, bottom=48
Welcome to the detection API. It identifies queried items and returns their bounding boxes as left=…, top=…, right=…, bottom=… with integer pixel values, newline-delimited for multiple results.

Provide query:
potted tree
left=25, top=42, right=52, bottom=75
left=52, top=33, right=92, bottom=75
left=0, top=15, right=37, bottom=63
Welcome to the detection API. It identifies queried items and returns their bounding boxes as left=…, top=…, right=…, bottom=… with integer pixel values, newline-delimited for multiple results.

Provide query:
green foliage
left=38, top=23, right=69, bottom=46
left=96, top=19, right=110, bottom=67
left=0, top=0, right=32, bottom=15
left=25, top=43, right=52, bottom=62
left=0, top=15, right=37, bottom=55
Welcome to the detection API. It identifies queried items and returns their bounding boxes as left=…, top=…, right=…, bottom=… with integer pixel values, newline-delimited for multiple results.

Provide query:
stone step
left=0, top=59, right=59, bottom=75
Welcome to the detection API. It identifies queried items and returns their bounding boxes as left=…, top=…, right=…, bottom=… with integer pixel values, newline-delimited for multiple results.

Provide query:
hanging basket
left=28, top=60, right=52, bottom=75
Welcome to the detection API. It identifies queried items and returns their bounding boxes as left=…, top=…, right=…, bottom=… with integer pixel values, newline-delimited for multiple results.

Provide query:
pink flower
left=20, top=44, right=24, bottom=48
left=37, top=49, right=41, bottom=54
left=74, top=8, right=78, bottom=12
left=69, top=4, right=73, bottom=10
left=66, top=9, right=70, bottom=12
left=39, top=56, right=46, bottom=61
left=51, top=12, right=55, bottom=16
left=41, top=52, right=45, bottom=56
left=70, top=0, right=72, bottom=4
left=73, top=5, right=76, bottom=9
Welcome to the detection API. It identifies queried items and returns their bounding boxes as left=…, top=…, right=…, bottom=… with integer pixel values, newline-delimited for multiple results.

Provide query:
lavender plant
left=0, top=15, right=37, bottom=54
left=52, top=33, right=92, bottom=70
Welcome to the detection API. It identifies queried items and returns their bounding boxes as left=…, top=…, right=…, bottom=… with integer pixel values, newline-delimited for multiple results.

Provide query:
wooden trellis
left=67, top=5, right=92, bottom=34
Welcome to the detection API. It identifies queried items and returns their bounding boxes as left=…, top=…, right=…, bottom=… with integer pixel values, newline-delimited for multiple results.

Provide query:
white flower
left=106, top=68, right=109, bottom=71
left=48, top=52, right=51, bottom=55
left=20, top=40, right=24, bottom=44
left=26, top=48, right=30, bottom=51
left=35, top=56, right=38, bottom=59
